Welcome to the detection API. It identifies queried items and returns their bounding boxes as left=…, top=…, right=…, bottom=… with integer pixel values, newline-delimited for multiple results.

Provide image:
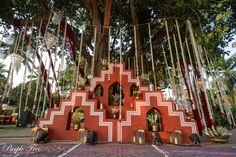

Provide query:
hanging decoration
left=9, top=53, right=24, bottom=68
left=187, top=20, right=214, bottom=126
left=1, top=31, right=22, bottom=103
left=44, top=32, right=57, bottom=49
left=184, top=36, right=207, bottom=133
left=52, top=12, right=62, bottom=25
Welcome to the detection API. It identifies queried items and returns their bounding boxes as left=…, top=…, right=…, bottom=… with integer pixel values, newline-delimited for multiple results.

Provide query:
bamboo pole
left=173, top=34, right=185, bottom=109
left=134, top=26, right=139, bottom=77
left=32, top=19, right=43, bottom=114
left=75, top=32, right=83, bottom=90
left=185, top=37, right=208, bottom=131
left=187, top=20, right=214, bottom=123
left=91, top=27, right=97, bottom=82
left=119, top=28, right=122, bottom=120
left=148, top=23, right=157, bottom=90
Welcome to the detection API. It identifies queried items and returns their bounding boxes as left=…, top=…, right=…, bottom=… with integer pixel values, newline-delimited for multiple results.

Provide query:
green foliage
left=147, top=113, right=159, bottom=127
left=9, top=80, right=49, bottom=111
left=207, top=126, right=232, bottom=140
left=101, top=59, right=109, bottom=69
left=133, top=91, right=141, bottom=97
left=156, top=68, right=165, bottom=81
left=0, top=62, right=8, bottom=79
left=72, top=107, right=84, bottom=124
left=141, top=73, right=151, bottom=83
left=111, top=106, right=119, bottom=114
left=212, top=104, right=230, bottom=129
left=0, top=0, right=235, bottom=108
left=0, top=0, right=234, bottom=65
left=232, top=105, right=236, bottom=121
left=74, top=107, right=83, bottom=113
left=112, top=93, right=120, bottom=105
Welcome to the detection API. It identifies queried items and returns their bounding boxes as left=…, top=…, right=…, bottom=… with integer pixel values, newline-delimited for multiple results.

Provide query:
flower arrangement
left=147, top=113, right=159, bottom=131
left=112, top=93, right=120, bottom=105
left=77, top=77, right=86, bottom=90
left=111, top=107, right=119, bottom=119
left=111, top=107, right=119, bottom=114
left=133, top=91, right=141, bottom=99
left=72, top=108, right=84, bottom=130
left=101, top=59, right=109, bottom=70
left=206, top=126, right=232, bottom=142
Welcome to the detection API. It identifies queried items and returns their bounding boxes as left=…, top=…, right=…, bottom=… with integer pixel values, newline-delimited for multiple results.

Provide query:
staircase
left=39, top=63, right=198, bottom=143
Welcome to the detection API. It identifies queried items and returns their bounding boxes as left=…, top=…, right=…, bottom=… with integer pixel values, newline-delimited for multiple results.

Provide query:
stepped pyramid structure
left=39, top=63, right=198, bottom=143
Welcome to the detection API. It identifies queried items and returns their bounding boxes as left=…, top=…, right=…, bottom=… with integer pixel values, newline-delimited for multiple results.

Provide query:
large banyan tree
left=0, top=0, right=235, bottom=74
left=0, top=0, right=236, bottom=131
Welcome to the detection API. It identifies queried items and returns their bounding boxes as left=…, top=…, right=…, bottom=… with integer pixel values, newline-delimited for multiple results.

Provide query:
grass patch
left=0, top=124, right=25, bottom=130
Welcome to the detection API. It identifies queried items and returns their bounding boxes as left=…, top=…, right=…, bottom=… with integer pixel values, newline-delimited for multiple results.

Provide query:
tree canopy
left=0, top=0, right=235, bottom=68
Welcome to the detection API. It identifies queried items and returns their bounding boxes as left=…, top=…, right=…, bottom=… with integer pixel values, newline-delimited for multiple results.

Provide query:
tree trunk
left=87, top=0, right=112, bottom=76
left=130, top=0, right=143, bottom=75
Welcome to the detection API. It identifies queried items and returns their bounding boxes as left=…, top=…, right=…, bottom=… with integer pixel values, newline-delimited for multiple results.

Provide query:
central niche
left=146, top=108, right=162, bottom=132
left=109, top=82, right=124, bottom=106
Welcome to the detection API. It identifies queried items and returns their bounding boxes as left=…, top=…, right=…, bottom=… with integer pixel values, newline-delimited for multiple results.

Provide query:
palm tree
left=0, top=62, right=8, bottom=95
left=0, top=62, right=8, bottom=79
left=223, top=56, right=236, bottom=105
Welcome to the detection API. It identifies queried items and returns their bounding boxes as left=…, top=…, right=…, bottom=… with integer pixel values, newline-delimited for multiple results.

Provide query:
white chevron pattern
left=90, top=63, right=148, bottom=91
left=117, top=92, right=197, bottom=141
left=39, top=92, right=113, bottom=142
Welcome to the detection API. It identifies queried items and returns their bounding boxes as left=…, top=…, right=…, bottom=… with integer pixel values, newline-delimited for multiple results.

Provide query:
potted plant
left=77, top=77, right=86, bottom=90
left=141, top=73, right=150, bottom=85
left=133, top=90, right=141, bottom=99
left=206, top=126, right=232, bottom=143
left=111, top=107, right=119, bottom=119
left=147, top=113, right=159, bottom=131
left=101, top=59, right=109, bottom=70
left=72, top=108, right=84, bottom=130
left=112, top=93, right=120, bottom=105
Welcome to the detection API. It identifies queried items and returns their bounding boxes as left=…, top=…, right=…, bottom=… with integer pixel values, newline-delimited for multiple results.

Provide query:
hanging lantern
left=232, top=42, right=236, bottom=48
left=10, top=53, right=24, bottom=67
left=0, top=49, right=5, bottom=59
left=26, top=45, right=34, bottom=58
left=52, top=12, right=62, bottom=25
left=5, top=35, right=15, bottom=45
left=44, top=33, right=57, bottom=49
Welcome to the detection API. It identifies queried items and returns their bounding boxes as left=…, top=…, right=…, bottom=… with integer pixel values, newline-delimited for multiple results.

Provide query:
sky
left=224, top=38, right=236, bottom=60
